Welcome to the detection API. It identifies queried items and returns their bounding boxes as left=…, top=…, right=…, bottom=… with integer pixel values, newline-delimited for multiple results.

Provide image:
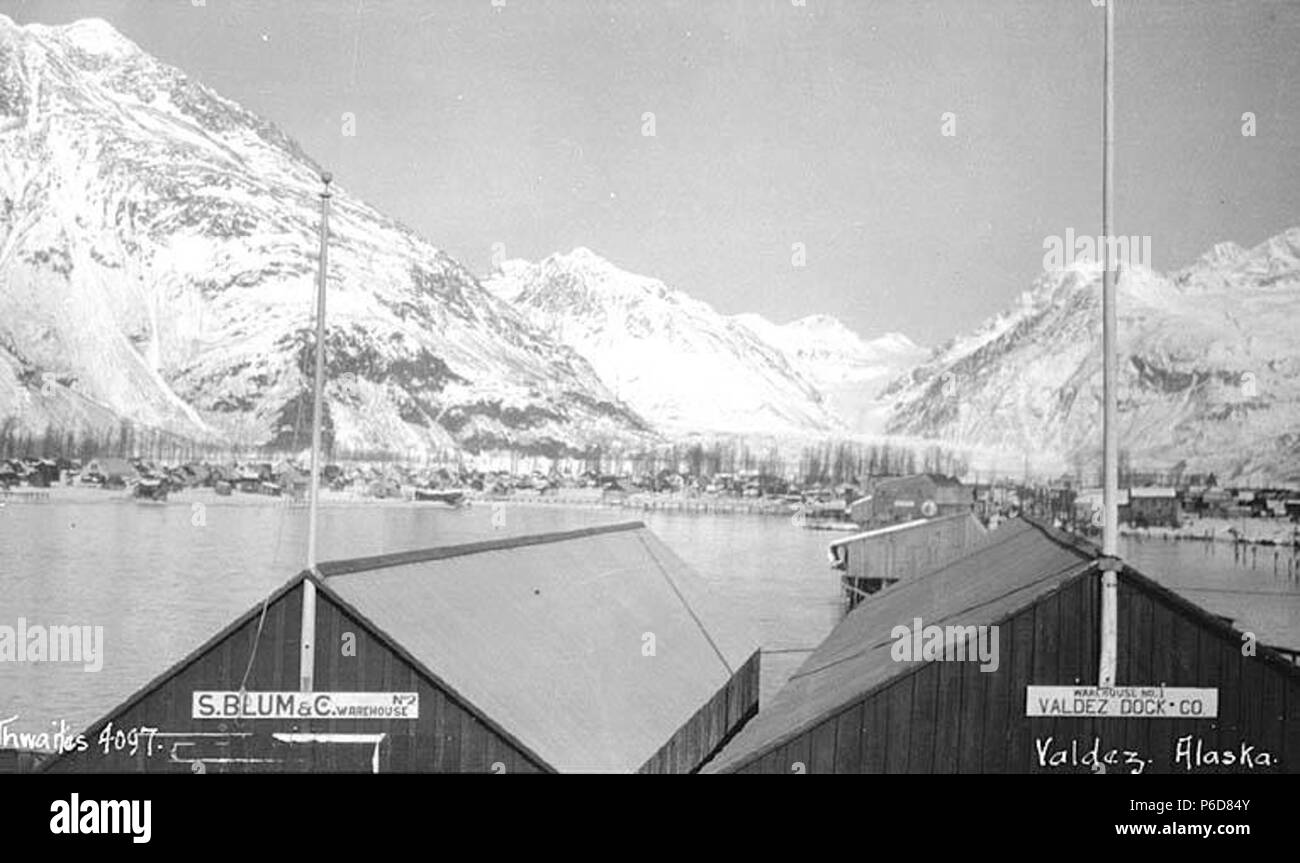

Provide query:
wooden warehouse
left=849, top=474, right=973, bottom=528
left=1128, top=487, right=1181, bottom=528
left=706, top=518, right=1300, bottom=774
left=39, top=522, right=760, bottom=773
left=828, top=512, right=987, bottom=610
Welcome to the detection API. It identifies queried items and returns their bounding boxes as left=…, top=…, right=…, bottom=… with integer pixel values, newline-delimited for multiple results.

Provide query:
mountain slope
left=882, top=228, right=1300, bottom=483
left=0, top=16, right=650, bottom=456
left=733, top=313, right=927, bottom=435
left=484, top=248, right=846, bottom=437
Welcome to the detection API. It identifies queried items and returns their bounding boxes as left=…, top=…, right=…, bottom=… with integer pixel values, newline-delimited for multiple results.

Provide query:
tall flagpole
left=1098, top=1, right=1120, bottom=688
left=301, top=171, right=332, bottom=692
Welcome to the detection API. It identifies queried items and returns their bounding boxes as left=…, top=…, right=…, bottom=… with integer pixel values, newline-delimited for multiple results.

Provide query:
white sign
left=894, top=499, right=915, bottom=508
left=1026, top=686, right=1217, bottom=719
left=193, top=691, right=419, bottom=720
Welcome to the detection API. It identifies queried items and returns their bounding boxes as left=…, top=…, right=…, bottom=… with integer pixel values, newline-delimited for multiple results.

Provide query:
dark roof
left=704, top=518, right=1097, bottom=772
left=706, top=517, right=1300, bottom=773
left=321, top=521, right=758, bottom=773
left=38, top=521, right=757, bottom=775
left=873, top=473, right=969, bottom=494
left=873, top=473, right=964, bottom=487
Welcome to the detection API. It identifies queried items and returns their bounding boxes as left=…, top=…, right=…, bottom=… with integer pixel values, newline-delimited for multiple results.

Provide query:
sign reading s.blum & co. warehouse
left=192, top=691, right=420, bottom=720
left=1026, top=686, right=1217, bottom=719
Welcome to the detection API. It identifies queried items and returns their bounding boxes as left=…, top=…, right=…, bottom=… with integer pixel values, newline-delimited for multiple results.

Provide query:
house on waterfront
left=37, top=522, right=760, bottom=774
left=82, top=457, right=136, bottom=488
left=850, top=474, right=972, bottom=527
left=1195, top=488, right=1234, bottom=518
left=705, top=518, right=1300, bottom=774
left=1073, top=487, right=1130, bottom=528
left=1128, top=487, right=1180, bottom=528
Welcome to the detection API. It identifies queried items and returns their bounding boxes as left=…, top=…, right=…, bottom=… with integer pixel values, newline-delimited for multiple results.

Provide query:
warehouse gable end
left=38, top=521, right=760, bottom=774
left=706, top=518, right=1300, bottom=774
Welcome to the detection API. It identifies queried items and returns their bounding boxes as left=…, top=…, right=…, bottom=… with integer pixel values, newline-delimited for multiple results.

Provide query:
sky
left=9, top=0, right=1300, bottom=346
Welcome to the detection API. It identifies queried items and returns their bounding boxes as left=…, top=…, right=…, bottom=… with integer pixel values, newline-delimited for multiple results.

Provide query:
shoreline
left=9, top=486, right=1298, bottom=548
left=1116, top=518, right=1300, bottom=549
left=0, top=483, right=798, bottom=516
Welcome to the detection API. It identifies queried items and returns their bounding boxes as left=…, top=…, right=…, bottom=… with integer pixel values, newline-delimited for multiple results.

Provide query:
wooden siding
left=731, top=570, right=1299, bottom=773
left=836, top=514, right=986, bottom=608
left=41, top=582, right=548, bottom=774
left=640, top=650, right=761, bottom=773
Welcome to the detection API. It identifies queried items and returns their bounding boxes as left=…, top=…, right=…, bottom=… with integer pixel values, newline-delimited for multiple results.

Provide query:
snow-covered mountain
left=0, top=16, right=651, bottom=457
left=882, top=228, right=1300, bottom=483
left=483, top=248, right=851, bottom=437
left=733, top=313, right=926, bottom=434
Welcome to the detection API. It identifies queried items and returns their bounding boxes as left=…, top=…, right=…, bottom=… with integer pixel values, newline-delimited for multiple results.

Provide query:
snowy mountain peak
left=786, top=314, right=855, bottom=339
left=1200, top=241, right=1248, bottom=269
left=56, top=18, right=138, bottom=57
left=883, top=225, right=1300, bottom=483
left=731, top=312, right=927, bottom=434
left=534, top=247, right=673, bottom=300
left=0, top=17, right=651, bottom=457
left=2, top=15, right=139, bottom=59
left=485, top=255, right=846, bottom=436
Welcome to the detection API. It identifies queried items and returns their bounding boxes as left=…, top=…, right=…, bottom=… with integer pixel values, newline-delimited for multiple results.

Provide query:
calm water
left=2, top=496, right=1299, bottom=739
left=1120, top=533, right=1300, bottom=652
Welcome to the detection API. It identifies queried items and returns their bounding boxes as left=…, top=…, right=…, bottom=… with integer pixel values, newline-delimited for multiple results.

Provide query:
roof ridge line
left=1019, top=514, right=1103, bottom=559
left=787, top=557, right=1095, bottom=683
left=635, top=533, right=734, bottom=675
left=317, top=520, right=647, bottom=577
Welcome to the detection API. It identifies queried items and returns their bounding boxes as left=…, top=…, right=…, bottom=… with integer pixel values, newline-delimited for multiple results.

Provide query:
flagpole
left=301, top=171, right=332, bottom=692
left=1098, top=1, right=1121, bottom=688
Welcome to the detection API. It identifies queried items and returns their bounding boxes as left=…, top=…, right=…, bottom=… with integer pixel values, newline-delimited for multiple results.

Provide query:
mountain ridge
left=0, top=15, right=652, bottom=458
left=882, top=226, right=1300, bottom=483
left=483, top=248, right=923, bottom=437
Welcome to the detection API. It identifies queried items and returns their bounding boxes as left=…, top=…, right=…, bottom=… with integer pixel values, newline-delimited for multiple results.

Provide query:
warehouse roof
left=321, top=521, right=758, bottom=773
left=704, top=518, right=1095, bottom=772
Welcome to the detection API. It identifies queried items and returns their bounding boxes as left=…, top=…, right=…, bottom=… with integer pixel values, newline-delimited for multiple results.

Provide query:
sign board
left=193, top=691, right=419, bottom=720
left=1026, top=686, right=1217, bottom=719
left=894, top=499, right=915, bottom=508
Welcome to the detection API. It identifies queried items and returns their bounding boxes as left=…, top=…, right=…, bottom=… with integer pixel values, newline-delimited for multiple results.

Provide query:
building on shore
left=82, top=457, right=136, bottom=488
left=828, top=512, right=987, bottom=610
left=705, top=518, right=1300, bottom=774
left=36, top=522, right=760, bottom=774
left=1128, top=487, right=1181, bottom=528
left=849, top=474, right=972, bottom=528
left=1074, top=487, right=1130, bottom=528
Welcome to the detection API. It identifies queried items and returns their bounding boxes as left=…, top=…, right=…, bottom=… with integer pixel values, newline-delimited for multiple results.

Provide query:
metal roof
left=1130, top=487, right=1177, bottom=498
left=321, top=521, right=758, bottom=773
left=827, top=513, right=968, bottom=550
left=703, top=518, right=1097, bottom=773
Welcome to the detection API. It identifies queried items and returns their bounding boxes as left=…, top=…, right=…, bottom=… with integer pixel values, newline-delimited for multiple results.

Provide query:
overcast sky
left=11, top=0, right=1300, bottom=346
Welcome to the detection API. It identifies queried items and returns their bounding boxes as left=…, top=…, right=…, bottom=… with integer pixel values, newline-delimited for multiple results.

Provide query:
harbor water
left=2, top=494, right=1298, bottom=739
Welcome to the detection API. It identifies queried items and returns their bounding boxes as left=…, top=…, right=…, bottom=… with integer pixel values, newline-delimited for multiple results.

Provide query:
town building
left=705, top=518, right=1300, bottom=774
left=38, top=522, right=760, bottom=773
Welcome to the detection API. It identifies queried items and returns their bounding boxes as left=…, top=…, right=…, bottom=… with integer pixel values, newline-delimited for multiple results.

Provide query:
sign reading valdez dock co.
left=1026, top=686, right=1217, bottom=719
left=192, top=691, right=419, bottom=720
